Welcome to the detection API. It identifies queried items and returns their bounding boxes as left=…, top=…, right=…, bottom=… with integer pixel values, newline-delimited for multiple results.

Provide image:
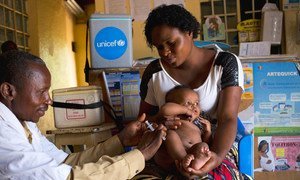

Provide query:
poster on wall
left=253, top=62, right=300, bottom=135
left=154, top=0, right=185, bottom=8
left=255, top=136, right=300, bottom=172
left=130, top=0, right=151, bottom=21
left=203, top=16, right=225, bottom=41
left=283, top=0, right=300, bottom=11
left=242, top=63, right=254, bottom=100
left=238, top=63, right=254, bottom=135
left=104, top=0, right=127, bottom=14
left=103, top=71, right=141, bottom=121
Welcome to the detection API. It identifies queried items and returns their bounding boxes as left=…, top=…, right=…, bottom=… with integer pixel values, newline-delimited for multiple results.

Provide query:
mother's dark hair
left=0, top=50, right=46, bottom=90
left=1, top=40, right=18, bottom=53
left=144, top=4, right=200, bottom=48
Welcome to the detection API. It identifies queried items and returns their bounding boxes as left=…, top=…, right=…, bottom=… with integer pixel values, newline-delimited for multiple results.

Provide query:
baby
left=154, top=85, right=212, bottom=173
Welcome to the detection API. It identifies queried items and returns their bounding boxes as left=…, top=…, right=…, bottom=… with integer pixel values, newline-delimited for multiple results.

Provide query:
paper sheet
left=105, top=0, right=127, bottom=14
left=239, top=42, right=271, bottom=57
left=130, top=0, right=151, bottom=21
left=154, top=0, right=185, bottom=7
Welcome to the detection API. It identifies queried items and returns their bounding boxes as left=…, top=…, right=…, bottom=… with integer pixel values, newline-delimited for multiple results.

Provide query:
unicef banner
left=253, top=62, right=300, bottom=135
left=89, top=14, right=133, bottom=68
left=94, top=27, right=127, bottom=60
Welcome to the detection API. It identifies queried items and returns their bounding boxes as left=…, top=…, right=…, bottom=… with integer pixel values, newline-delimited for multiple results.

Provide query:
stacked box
left=52, top=86, right=104, bottom=128
left=89, top=14, right=133, bottom=68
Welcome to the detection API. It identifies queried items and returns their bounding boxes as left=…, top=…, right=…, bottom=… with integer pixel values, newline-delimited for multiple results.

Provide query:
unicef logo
left=94, top=27, right=127, bottom=60
left=117, top=40, right=125, bottom=46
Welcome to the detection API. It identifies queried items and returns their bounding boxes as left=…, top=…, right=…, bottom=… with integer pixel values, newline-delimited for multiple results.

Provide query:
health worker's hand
left=117, top=113, right=148, bottom=147
left=137, top=124, right=167, bottom=160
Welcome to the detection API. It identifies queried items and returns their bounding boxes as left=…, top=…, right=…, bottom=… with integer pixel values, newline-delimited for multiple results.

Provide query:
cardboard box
left=260, top=3, right=283, bottom=44
left=52, top=86, right=104, bottom=128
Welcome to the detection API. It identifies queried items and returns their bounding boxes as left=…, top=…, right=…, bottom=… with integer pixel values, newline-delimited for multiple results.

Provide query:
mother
left=139, top=4, right=246, bottom=179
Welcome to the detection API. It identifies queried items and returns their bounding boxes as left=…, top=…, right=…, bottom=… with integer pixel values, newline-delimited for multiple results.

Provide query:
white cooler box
left=52, top=86, right=104, bottom=128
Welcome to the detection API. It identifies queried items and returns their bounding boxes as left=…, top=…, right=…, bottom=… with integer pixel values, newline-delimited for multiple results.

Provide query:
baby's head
left=166, top=85, right=200, bottom=121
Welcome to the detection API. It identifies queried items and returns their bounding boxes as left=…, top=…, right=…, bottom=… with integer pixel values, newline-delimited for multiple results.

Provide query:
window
left=240, top=0, right=281, bottom=54
left=200, top=0, right=240, bottom=54
left=240, top=0, right=279, bottom=21
left=0, top=0, right=29, bottom=51
left=199, top=0, right=281, bottom=55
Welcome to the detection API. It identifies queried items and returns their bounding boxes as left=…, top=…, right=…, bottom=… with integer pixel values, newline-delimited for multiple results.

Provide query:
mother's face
left=11, top=62, right=52, bottom=123
left=151, top=25, right=193, bottom=67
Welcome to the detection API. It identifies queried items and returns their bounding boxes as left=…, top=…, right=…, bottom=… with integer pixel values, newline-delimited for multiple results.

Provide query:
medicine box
left=89, top=14, right=133, bottom=68
left=52, top=86, right=104, bottom=128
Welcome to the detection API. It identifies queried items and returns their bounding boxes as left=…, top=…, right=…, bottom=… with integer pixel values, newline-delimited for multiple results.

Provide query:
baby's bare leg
left=184, top=142, right=211, bottom=170
left=155, top=130, right=187, bottom=172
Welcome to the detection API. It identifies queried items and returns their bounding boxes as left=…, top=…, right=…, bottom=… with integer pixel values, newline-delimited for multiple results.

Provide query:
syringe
left=145, top=120, right=166, bottom=141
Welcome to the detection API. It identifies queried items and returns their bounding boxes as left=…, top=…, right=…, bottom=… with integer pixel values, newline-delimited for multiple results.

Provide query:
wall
left=98, top=0, right=200, bottom=59
left=25, top=0, right=299, bottom=135
left=284, top=10, right=300, bottom=57
left=75, top=0, right=200, bottom=86
left=75, top=0, right=300, bottom=87
left=27, top=0, right=77, bottom=134
left=74, top=5, right=95, bottom=87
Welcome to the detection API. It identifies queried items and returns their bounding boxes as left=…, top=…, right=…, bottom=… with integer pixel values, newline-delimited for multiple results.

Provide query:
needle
left=145, top=120, right=166, bottom=140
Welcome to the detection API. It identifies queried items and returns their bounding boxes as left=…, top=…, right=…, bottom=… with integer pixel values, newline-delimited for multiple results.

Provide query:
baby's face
left=178, top=90, right=200, bottom=121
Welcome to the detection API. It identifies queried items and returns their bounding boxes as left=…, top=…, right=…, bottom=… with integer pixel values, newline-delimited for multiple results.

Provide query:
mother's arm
left=212, top=86, right=242, bottom=162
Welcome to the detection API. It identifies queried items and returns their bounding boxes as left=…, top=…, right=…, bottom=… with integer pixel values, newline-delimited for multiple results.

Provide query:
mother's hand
left=159, top=102, right=193, bottom=129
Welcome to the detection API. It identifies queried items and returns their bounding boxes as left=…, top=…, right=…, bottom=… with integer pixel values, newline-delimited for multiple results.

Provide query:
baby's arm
left=199, top=117, right=212, bottom=144
left=165, top=130, right=187, bottom=160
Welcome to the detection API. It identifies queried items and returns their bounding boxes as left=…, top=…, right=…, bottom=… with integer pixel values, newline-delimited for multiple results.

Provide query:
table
left=46, top=122, right=116, bottom=151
